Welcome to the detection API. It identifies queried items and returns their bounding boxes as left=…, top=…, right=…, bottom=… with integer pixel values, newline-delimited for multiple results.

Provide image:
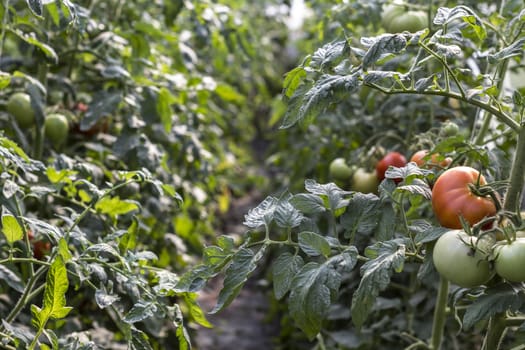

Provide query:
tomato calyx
left=467, top=182, right=502, bottom=212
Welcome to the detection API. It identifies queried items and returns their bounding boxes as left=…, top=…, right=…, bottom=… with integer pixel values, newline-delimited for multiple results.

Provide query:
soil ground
left=193, top=189, right=281, bottom=350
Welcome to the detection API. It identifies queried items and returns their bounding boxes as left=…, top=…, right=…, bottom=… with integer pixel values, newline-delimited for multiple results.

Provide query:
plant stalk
left=503, top=125, right=525, bottom=212
left=482, top=313, right=507, bottom=350
left=429, top=276, right=449, bottom=350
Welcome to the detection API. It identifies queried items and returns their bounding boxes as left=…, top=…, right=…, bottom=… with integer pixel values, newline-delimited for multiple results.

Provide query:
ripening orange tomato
left=431, top=166, right=497, bottom=229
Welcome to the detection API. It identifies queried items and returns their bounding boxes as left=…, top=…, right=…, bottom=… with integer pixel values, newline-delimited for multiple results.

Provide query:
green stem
left=419, top=42, right=466, bottom=98
left=33, top=60, right=49, bottom=160
left=473, top=58, right=510, bottom=145
left=482, top=313, right=507, bottom=350
left=503, top=125, right=525, bottom=212
left=429, top=277, right=449, bottom=350
left=366, top=84, right=519, bottom=132
left=0, top=0, right=10, bottom=58
left=5, top=264, right=47, bottom=323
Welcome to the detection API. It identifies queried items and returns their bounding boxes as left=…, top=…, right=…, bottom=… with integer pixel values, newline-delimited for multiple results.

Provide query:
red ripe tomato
left=376, top=151, right=407, bottom=181
left=431, top=166, right=497, bottom=229
left=27, top=230, right=51, bottom=260
left=410, top=150, right=452, bottom=169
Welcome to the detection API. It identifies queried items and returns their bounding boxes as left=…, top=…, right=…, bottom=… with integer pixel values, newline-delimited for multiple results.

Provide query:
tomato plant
left=493, top=238, right=525, bottom=282
left=433, top=230, right=494, bottom=287
left=431, top=166, right=497, bottom=229
left=2, top=1, right=525, bottom=350
left=375, top=151, right=407, bottom=181
left=178, top=2, right=525, bottom=349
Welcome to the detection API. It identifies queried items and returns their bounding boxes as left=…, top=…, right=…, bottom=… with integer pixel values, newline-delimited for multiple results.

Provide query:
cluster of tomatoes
left=4, top=91, right=107, bottom=149
left=6, top=92, right=70, bottom=148
left=330, top=146, right=525, bottom=288
left=6, top=92, right=69, bottom=147
left=329, top=148, right=451, bottom=194
left=431, top=165, right=525, bottom=287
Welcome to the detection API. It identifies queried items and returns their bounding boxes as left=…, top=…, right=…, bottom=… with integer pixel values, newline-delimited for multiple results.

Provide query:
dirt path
left=194, top=276, right=279, bottom=350
left=192, top=189, right=281, bottom=350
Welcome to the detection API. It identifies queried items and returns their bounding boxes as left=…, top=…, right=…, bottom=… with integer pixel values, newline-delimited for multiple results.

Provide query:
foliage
left=0, top=0, right=289, bottom=348
left=180, top=1, right=525, bottom=349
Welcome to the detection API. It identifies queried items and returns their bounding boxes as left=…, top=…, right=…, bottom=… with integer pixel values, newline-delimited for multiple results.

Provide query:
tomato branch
left=364, top=83, right=519, bottom=131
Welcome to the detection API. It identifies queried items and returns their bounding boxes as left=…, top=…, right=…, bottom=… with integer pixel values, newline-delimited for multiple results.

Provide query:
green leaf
left=376, top=201, right=396, bottom=241
left=32, top=256, right=72, bottom=329
left=351, top=239, right=407, bottom=327
left=84, top=243, right=121, bottom=260
left=304, top=179, right=352, bottom=212
left=1, top=214, right=23, bottom=243
left=281, top=74, right=359, bottom=128
left=362, top=34, right=407, bottom=70
left=215, top=83, right=245, bottom=104
left=0, top=136, right=43, bottom=173
left=310, top=40, right=348, bottom=70
left=95, top=288, right=120, bottom=309
left=210, top=245, right=268, bottom=314
left=0, top=71, right=11, bottom=89
left=11, top=29, right=57, bottom=63
left=123, top=301, right=157, bottom=324
left=288, top=248, right=358, bottom=339
left=95, top=196, right=139, bottom=217
left=463, top=284, right=524, bottom=330
left=23, top=217, right=63, bottom=242
left=183, top=293, right=212, bottom=328
left=44, top=0, right=75, bottom=27
left=290, top=193, right=327, bottom=214
left=175, top=323, right=191, bottom=350
left=3, top=179, right=21, bottom=198
left=157, top=87, right=176, bottom=132
left=396, top=179, right=432, bottom=199
left=283, top=66, right=307, bottom=99
left=57, top=237, right=72, bottom=262
left=272, top=252, right=304, bottom=300
left=175, top=264, right=216, bottom=293
left=46, top=167, right=76, bottom=184
left=1, top=320, right=33, bottom=345
left=129, top=328, right=153, bottom=350
left=414, top=225, right=448, bottom=244
left=433, top=6, right=486, bottom=41
left=81, top=91, right=122, bottom=131
left=275, top=201, right=304, bottom=228
left=341, top=193, right=380, bottom=238
left=243, top=196, right=278, bottom=229
left=26, top=0, right=43, bottom=17
left=298, top=231, right=331, bottom=257
left=488, top=38, right=525, bottom=63
left=0, top=264, right=25, bottom=293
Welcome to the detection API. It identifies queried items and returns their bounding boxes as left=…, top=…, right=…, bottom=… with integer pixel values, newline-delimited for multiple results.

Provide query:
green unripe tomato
left=7, top=92, right=35, bottom=128
left=329, top=158, right=353, bottom=181
left=387, top=11, right=427, bottom=33
left=381, top=3, right=405, bottom=31
left=442, top=121, right=459, bottom=137
left=433, top=230, right=494, bottom=288
left=352, top=168, right=379, bottom=194
left=44, top=113, right=69, bottom=147
left=494, top=238, right=525, bottom=282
